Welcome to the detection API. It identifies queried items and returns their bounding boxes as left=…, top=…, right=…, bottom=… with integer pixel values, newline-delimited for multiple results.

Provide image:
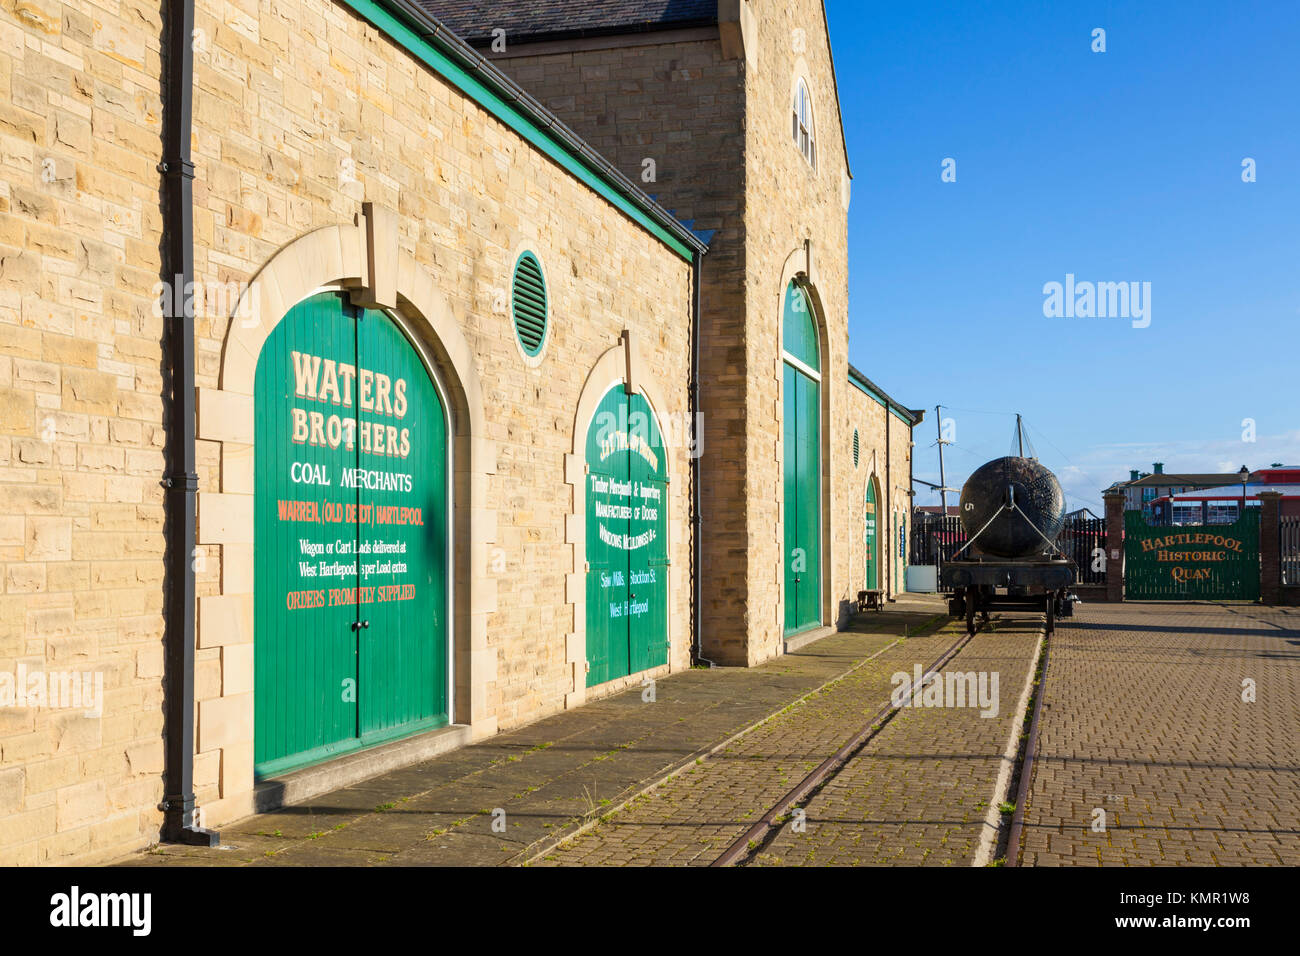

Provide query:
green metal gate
left=254, top=292, right=448, bottom=776
left=585, top=386, right=669, bottom=686
left=783, top=281, right=821, bottom=635
left=1123, top=510, right=1260, bottom=601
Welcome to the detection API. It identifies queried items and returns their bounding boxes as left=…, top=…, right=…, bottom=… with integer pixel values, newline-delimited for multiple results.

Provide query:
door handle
left=351, top=621, right=372, bottom=631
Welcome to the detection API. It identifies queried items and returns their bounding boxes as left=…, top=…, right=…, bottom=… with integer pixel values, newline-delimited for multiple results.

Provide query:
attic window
left=792, top=78, right=816, bottom=168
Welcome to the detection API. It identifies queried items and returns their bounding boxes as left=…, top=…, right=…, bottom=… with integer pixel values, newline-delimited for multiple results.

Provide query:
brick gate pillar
left=1104, top=492, right=1126, bottom=603
left=1259, top=491, right=1281, bottom=605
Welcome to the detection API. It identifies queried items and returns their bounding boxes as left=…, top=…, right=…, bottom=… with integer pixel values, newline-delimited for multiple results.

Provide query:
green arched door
left=864, top=480, right=879, bottom=591
left=254, top=292, right=449, bottom=776
left=585, top=386, right=669, bottom=686
left=783, top=281, right=821, bottom=635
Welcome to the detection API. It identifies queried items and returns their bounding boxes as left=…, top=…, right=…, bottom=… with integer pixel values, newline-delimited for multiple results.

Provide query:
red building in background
left=1153, top=465, right=1300, bottom=523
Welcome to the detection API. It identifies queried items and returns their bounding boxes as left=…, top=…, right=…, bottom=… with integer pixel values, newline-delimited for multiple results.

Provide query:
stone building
left=0, top=0, right=919, bottom=865
left=422, top=0, right=923, bottom=663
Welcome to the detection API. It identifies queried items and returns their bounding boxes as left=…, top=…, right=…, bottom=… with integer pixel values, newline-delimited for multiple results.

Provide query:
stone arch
left=864, top=471, right=883, bottom=593
left=562, top=331, right=682, bottom=707
left=195, top=204, right=497, bottom=824
left=773, top=243, right=835, bottom=642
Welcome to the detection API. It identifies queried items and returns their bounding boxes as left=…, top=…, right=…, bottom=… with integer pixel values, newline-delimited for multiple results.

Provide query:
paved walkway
left=539, top=617, right=1038, bottom=866
left=120, top=597, right=949, bottom=867
left=1017, top=602, right=1300, bottom=866
left=753, top=620, right=1039, bottom=866
left=122, top=598, right=1299, bottom=868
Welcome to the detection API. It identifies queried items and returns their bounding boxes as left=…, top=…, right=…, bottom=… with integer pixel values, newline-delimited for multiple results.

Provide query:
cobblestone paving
left=535, top=619, right=1038, bottom=866
left=753, top=621, right=1039, bottom=866
left=1018, top=602, right=1300, bottom=866
left=120, top=599, right=948, bottom=867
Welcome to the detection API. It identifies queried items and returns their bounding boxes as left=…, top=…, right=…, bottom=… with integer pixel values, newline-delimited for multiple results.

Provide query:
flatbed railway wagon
left=940, top=456, right=1078, bottom=635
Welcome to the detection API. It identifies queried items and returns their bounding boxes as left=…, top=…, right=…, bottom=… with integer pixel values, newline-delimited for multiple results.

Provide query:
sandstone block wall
left=188, top=0, right=696, bottom=840
left=0, top=0, right=696, bottom=865
left=480, top=31, right=755, bottom=664
left=476, top=1, right=918, bottom=665
left=0, top=0, right=170, bottom=866
left=744, top=0, right=853, bottom=665
left=840, top=387, right=916, bottom=616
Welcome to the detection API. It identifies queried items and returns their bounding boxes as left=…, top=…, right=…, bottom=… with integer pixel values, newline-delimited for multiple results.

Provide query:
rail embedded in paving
left=1004, top=630, right=1053, bottom=867
left=711, top=625, right=980, bottom=867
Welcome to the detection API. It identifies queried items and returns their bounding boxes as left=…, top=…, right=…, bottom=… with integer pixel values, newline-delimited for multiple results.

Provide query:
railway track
left=706, top=608, right=1056, bottom=867
left=1003, top=620, right=1053, bottom=867
left=704, top=615, right=966, bottom=865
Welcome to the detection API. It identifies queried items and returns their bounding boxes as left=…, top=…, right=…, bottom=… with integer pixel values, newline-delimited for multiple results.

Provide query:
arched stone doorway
left=251, top=290, right=452, bottom=775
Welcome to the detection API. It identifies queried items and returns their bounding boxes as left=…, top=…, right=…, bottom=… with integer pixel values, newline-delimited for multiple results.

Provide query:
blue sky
left=826, top=0, right=1299, bottom=513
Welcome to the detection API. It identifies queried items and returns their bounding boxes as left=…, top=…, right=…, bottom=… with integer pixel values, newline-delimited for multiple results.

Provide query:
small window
left=853, top=430, right=860, bottom=467
left=792, top=78, right=816, bottom=168
left=511, top=251, right=548, bottom=358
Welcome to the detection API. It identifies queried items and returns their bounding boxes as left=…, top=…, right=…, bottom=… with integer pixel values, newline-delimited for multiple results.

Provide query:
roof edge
left=457, top=17, right=719, bottom=48
left=848, top=363, right=921, bottom=426
left=339, top=0, right=710, bottom=261
left=820, top=0, right=853, bottom=181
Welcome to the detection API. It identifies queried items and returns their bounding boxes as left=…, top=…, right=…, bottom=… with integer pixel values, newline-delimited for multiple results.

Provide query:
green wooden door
left=355, top=306, right=449, bottom=743
left=795, top=370, right=821, bottom=628
left=586, top=386, right=630, bottom=686
left=628, top=394, right=669, bottom=674
left=254, top=292, right=448, bottom=776
left=585, top=386, right=669, bottom=686
left=783, top=281, right=821, bottom=635
left=254, top=293, right=361, bottom=774
left=864, top=481, right=878, bottom=590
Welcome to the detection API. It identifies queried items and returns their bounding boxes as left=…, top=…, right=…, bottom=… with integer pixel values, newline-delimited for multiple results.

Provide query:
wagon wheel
left=1045, top=595, right=1056, bottom=636
left=966, top=591, right=978, bottom=635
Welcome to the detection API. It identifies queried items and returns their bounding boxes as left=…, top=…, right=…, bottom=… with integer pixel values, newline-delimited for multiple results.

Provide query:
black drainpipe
left=689, top=250, right=713, bottom=667
left=907, top=418, right=916, bottom=569
left=160, top=0, right=218, bottom=846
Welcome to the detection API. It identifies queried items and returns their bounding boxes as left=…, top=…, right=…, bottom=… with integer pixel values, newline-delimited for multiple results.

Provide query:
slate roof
left=416, top=0, right=719, bottom=45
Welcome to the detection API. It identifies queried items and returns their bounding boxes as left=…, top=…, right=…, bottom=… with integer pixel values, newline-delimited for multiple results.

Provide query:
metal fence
left=1282, top=516, right=1300, bottom=586
left=1058, top=516, right=1107, bottom=585
left=909, top=514, right=967, bottom=567
left=909, top=512, right=1107, bottom=585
